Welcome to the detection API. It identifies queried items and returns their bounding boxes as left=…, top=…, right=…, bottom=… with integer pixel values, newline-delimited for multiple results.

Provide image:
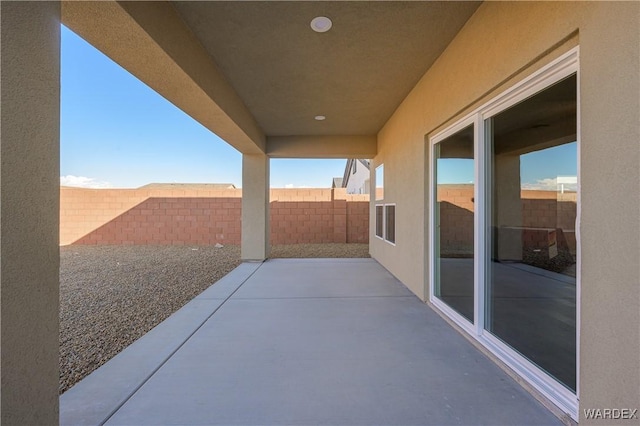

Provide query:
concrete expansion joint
left=232, top=295, right=416, bottom=301
left=97, top=262, right=263, bottom=425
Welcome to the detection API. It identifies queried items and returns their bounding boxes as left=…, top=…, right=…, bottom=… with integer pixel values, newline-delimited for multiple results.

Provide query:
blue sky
left=437, top=142, right=577, bottom=190
left=60, top=26, right=346, bottom=189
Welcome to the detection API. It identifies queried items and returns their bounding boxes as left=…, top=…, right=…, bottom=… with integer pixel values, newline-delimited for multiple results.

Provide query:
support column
left=241, top=153, right=270, bottom=260
left=1, top=2, right=61, bottom=425
left=494, top=153, right=523, bottom=261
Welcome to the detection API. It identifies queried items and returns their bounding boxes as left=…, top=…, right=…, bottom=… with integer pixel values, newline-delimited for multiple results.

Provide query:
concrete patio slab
left=60, top=262, right=262, bottom=426
left=233, top=258, right=412, bottom=299
left=61, top=259, right=561, bottom=425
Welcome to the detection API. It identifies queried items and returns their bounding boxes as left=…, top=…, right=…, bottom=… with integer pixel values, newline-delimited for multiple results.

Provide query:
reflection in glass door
left=430, top=51, right=580, bottom=417
left=485, top=75, right=577, bottom=391
left=434, top=124, right=474, bottom=323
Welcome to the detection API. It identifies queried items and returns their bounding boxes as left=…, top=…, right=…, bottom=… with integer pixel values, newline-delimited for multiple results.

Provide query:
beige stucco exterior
left=371, top=1, right=639, bottom=422
left=241, top=154, right=270, bottom=261
left=0, top=2, right=61, bottom=424
left=266, top=135, right=377, bottom=159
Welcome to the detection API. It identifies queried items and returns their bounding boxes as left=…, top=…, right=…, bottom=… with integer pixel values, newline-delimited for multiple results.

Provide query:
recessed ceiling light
left=314, top=115, right=326, bottom=121
left=310, top=16, right=332, bottom=33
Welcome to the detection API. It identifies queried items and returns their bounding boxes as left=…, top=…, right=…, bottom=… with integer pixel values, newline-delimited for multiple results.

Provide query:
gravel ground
left=60, top=243, right=370, bottom=394
left=270, top=243, right=370, bottom=259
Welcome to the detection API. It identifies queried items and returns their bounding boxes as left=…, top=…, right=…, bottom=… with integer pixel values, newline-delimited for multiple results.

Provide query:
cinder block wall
left=346, top=195, right=369, bottom=243
left=61, top=187, right=242, bottom=245
left=436, top=184, right=577, bottom=252
left=270, top=188, right=336, bottom=244
left=62, top=185, right=575, bottom=247
left=61, top=186, right=370, bottom=245
left=270, top=188, right=369, bottom=244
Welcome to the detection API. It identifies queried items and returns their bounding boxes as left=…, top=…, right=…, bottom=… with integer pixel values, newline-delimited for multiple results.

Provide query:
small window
left=385, top=204, right=395, bottom=244
left=375, top=164, right=384, bottom=201
left=375, top=205, right=384, bottom=238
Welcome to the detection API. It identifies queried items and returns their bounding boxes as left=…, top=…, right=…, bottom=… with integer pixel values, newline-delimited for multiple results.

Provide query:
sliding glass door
left=429, top=49, right=579, bottom=418
left=434, top=124, right=475, bottom=323
left=485, top=74, right=577, bottom=392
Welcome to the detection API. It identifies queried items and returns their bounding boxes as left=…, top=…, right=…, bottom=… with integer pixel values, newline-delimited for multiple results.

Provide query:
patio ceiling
left=62, top=1, right=480, bottom=157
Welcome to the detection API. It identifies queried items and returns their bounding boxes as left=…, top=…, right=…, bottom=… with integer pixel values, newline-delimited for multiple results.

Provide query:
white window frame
left=375, top=204, right=384, bottom=240
left=429, top=116, right=478, bottom=336
left=384, top=203, right=396, bottom=246
left=375, top=164, right=384, bottom=201
left=375, top=203, right=397, bottom=246
left=428, top=47, right=580, bottom=421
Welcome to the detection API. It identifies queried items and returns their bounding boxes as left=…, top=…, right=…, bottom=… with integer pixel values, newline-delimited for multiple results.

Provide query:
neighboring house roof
left=332, top=178, right=344, bottom=188
left=140, top=183, right=236, bottom=190
left=342, top=159, right=370, bottom=188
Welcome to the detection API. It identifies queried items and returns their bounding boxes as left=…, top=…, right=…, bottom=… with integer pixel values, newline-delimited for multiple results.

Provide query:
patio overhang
left=61, top=1, right=267, bottom=155
left=60, top=1, right=481, bottom=157
left=266, top=135, right=377, bottom=159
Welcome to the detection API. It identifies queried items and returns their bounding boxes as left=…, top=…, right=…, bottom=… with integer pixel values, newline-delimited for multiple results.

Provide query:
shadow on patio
left=60, top=259, right=561, bottom=425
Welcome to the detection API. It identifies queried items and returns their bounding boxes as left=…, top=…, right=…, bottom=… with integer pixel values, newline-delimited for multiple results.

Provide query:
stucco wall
left=371, top=1, right=639, bottom=422
left=0, top=3, right=61, bottom=424
left=344, top=160, right=371, bottom=195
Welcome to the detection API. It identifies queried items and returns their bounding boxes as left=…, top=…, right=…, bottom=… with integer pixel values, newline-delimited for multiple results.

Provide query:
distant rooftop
left=140, top=183, right=236, bottom=190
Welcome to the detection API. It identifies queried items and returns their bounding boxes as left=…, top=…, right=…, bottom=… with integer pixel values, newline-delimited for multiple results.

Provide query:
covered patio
left=2, top=2, right=638, bottom=424
left=61, top=259, right=560, bottom=425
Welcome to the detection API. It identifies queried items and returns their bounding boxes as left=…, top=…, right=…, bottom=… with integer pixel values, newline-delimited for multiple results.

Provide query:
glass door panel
left=485, top=75, right=577, bottom=391
left=434, top=124, right=475, bottom=323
